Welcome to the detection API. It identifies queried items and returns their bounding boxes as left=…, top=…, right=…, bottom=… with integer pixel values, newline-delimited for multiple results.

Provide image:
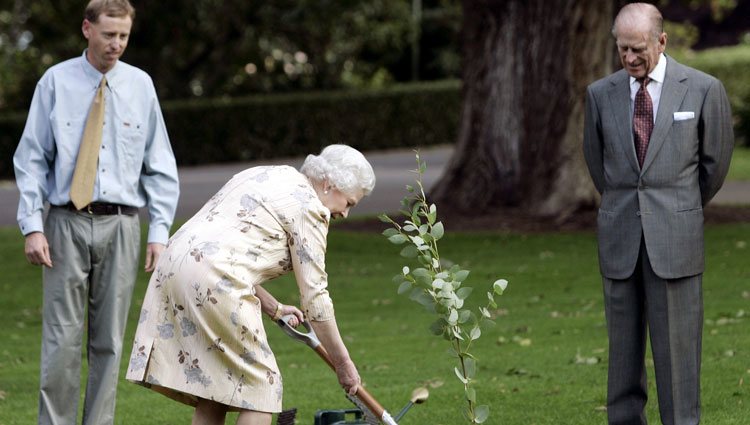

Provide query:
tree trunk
left=430, top=0, right=615, bottom=219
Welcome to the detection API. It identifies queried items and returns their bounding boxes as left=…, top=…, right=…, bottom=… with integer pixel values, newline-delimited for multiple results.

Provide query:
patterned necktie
left=633, top=77, right=653, bottom=168
left=70, top=76, right=107, bottom=209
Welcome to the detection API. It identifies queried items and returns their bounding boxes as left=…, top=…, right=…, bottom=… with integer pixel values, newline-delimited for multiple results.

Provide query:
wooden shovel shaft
left=312, top=345, right=386, bottom=419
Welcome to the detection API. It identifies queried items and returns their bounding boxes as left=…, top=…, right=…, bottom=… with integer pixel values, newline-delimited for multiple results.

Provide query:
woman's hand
left=334, top=358, right=361, bottom=395
left=278, top=304, right=304, bottom=327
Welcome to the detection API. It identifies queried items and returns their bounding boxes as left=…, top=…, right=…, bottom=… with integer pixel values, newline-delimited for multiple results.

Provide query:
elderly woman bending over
left=126, top=144, right=375, bottom=425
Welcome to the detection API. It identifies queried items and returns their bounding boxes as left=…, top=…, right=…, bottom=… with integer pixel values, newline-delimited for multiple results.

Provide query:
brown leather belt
left=55, top=202, right=138, bottom=216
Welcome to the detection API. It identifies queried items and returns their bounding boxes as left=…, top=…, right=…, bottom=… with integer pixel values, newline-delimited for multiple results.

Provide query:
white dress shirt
left=629, top=53, right=667, bottom=123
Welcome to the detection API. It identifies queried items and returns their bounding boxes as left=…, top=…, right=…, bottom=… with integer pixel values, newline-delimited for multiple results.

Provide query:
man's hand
left=24, top=232, right=52, bottom=267
left=144, top=242, right=165, bottom=272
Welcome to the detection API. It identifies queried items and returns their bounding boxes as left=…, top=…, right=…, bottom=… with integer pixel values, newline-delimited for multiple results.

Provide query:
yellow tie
left=70, top=76, right=106, bottom=209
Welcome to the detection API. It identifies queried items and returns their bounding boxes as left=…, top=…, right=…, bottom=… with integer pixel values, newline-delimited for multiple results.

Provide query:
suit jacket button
left=636, top=211, right=641, bottom=216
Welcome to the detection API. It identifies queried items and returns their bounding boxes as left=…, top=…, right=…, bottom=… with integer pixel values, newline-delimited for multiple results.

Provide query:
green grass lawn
left=1, top=223, right=748, bottom=425
left=729, top=146, right=750, bottom=181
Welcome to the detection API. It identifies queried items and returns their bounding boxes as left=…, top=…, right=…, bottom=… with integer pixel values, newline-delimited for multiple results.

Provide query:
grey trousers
left=39, top=207, right=140, bottom=425
left=603, top=239, right=703, bottom=425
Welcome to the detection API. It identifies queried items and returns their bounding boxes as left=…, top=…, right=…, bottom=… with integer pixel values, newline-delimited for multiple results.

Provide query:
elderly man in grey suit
left=583, top=3, right=733, bottom=425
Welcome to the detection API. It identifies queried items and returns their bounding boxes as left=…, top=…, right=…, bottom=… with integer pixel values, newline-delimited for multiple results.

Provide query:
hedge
left=162, top=80, right=461, bottom=166
left=0, top=80, right=461, bottom=179
left=676, top=45, right=750, bottom=148
left=2, top=50, right=750, bottom=180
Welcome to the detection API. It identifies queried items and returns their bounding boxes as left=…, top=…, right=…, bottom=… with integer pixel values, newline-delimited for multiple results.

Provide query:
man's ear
left=658, top=32, right=667, bottom=53
left=82, top=19, right=92, bottom=39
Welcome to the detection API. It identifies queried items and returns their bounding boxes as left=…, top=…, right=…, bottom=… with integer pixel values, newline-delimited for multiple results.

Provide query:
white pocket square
left=673, top=111, right=695, bottom=121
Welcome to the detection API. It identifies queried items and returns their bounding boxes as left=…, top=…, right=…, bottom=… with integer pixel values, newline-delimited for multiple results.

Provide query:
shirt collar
left=629, top=53, right=666, bottom=86
left=80, top=49, right=122, bottom=88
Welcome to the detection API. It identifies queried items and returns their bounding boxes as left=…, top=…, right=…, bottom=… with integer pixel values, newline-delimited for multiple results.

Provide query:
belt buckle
left=86, top=204, right=94, bottom=214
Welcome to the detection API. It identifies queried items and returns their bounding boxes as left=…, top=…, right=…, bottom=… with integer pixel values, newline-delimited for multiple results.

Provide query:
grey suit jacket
left=583, top=56, right=734, bottom=280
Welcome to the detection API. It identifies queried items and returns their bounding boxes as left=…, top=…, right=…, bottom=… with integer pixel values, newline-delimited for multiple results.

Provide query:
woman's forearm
left=254, top=285, right=279, bottom=318
left=310, top=316, right=360, bottom=394
left=309, top=317, right=352, bottom=366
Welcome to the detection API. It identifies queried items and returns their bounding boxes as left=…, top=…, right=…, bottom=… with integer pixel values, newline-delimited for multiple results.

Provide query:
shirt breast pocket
left=117, top=119, right=146, bottom=166
left=52, top=116, right=86, bottom=167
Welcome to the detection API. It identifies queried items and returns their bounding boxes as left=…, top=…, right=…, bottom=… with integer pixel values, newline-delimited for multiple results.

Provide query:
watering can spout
left=393, top=387, right=429, bottom=422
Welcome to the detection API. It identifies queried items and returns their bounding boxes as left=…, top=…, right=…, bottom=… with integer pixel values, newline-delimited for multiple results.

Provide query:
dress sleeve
left=287, top=204, right=335, bottom=321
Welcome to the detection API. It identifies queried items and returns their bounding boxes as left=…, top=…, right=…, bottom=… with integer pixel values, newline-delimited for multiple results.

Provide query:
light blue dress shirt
left=14, top=51, right=179, bottom=244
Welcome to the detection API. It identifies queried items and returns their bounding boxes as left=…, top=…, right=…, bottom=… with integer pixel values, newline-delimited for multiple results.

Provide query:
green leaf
left=470, top=326, right=481, bottom=341
left=427, top=211, right=437, bottom=225
left=481, top=317, right=496, bottom=328
left=413, top=291, right=434, bottom=308
left=474, top=405, right=489, bottom=423
left=411, top=201, right=422, bottom=217
left=458, top=309, right=472, bottom=324
left=465, top=387, right=476, bottom=403
left=493, top=279, right=508, bottom=294
left=454, top=269, right=470, bottom=282
left=398, top=281, right=412, bottom=295
left=388, top=234, right=408, bottom=245
left=452, top=326, right=464, bottom=340
left=431, top=279, right=445, bottom=290
left=448, top=309, right=458, bottom=325
left=412, top=267, right=431, bottom=278
left=382, top=228, right=399, bottom=237
left=464, top=357, right=477, bottom=379
left=377, top=214, right=392, bottom=223
left=409, top=235, right=425, bottom=246
left=457, top=287, right=473, bottom=300
left=400, top=245, right=418, bottom=258
left=454, top=367, right=467, bottom=384
left=406, top=184, right=414, bottom=192
left=463, top=406, right=474, bottom=422
left=480, top=307, right=492, bottom=318
left=431, top=221, right=445, bottom=240
left=418, top=224, right=429, bottom=235
left=430, top=319, right=446, bottom=336
left=403, top=224, right=417, bottom=232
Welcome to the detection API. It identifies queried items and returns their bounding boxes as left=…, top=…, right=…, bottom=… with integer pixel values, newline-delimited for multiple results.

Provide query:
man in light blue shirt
left=13, top=1, right=179, bottom=423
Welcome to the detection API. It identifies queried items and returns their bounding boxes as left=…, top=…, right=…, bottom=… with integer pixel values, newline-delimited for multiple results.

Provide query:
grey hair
left=612, top=2, right=663, bottom=41
left=300, top=144, right=376, bottom=196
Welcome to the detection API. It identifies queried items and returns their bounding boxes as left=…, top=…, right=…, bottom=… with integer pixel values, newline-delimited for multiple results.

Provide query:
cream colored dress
left=125, top=165, right=334, bottom=413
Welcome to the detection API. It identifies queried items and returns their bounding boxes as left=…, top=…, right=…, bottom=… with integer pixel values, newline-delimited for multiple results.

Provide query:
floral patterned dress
left=125, top=165, right=334, bottom=413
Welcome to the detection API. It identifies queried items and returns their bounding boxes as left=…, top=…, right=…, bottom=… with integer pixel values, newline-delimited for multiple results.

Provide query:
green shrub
left=0, top=80, right=461, bottom=179
left=162, top=80, right=461, bottom=166
left=677, top=44, right=750, bottom=145
left=2, top=43, right=749, bottom=180
left=739, top=97, right=750, bottom=147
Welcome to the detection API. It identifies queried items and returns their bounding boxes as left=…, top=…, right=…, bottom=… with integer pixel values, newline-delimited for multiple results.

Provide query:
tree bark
left=430, top=0, right=615, bottom=219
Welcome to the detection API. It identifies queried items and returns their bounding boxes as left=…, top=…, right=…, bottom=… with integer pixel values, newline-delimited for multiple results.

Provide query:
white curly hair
left=300, top=144, right=376, bottom=196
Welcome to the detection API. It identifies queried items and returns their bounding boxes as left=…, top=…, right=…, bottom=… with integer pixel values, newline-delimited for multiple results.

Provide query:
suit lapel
left=606, top=72, right=640, bottom=175
left=641, top=57, right=688, bottom=173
